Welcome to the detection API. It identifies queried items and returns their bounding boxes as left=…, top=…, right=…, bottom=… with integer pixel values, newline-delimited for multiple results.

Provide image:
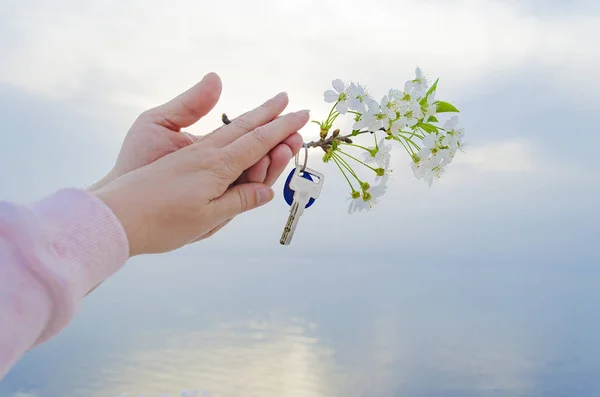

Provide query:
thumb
left=212, top=183, right=274, bottom=219
left=148, top=72, right=222, bottom=131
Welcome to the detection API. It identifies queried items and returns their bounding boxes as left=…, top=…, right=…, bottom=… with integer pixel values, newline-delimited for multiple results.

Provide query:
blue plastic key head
left=283, top=168, right=316, bottom=208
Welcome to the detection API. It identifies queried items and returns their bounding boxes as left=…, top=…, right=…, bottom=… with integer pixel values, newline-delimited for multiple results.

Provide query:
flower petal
left=422, top=133, right=436, bottom=149
left=324, top=90, right=339, bottom=103
left=354, top=118, right=367, bottom=131
left=332, top=79, right=345, bottom=94
left=336, top=101, right=348, bottom=114
left=415, top=67, right=422, bottom=80
left=365, top=98, right=380, bottom=112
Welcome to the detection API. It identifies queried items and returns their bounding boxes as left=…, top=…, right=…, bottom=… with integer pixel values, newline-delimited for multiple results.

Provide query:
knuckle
left=237, top=188, right=250, bottom=213
left=137, top=108, right=156, bottom=123
left=249, top=125, right=268, bottom=146
left=232, top=116, right=254, bottom=132
left=180, top=97, right=201, bottom=120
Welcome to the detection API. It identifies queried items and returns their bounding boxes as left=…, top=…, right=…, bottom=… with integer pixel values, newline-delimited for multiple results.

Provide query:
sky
left=1, top=0, right=597, bottom=264
left=0, top=1, right=599, bottom=395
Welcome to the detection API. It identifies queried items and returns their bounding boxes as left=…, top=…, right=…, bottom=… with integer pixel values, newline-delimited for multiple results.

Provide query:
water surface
left=2, top=251, right=599, bottom=397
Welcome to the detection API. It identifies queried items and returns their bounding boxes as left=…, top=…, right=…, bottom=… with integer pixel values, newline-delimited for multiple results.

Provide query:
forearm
left=0, top=188, right=129, bottom=378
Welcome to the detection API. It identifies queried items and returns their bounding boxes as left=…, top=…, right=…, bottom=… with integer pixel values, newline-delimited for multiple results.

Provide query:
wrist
left=87, top=168, right=118, bottom=193
left=93, top=184, right=143, bottom=258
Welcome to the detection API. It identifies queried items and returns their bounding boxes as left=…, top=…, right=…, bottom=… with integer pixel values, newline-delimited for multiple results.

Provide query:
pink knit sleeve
left=0, top=188, right=129, bottom=378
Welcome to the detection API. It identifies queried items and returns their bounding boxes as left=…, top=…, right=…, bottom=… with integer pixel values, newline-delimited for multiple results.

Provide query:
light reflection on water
left=84, top=315, right=337, bottom=397
left=1, top=254, right=600, bottom=397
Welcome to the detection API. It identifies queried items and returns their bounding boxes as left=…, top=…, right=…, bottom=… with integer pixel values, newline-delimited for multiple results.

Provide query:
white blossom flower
left=422, top=166, right=445, bottom=187
left=410, top=67, right=429, bottom=99
left=380, top=95, right=396, bottom=121
left=362, top=137, right=392, bottom=169
left=419, top=134, right=452, bottom=164
left=443, top=115, right=460, bottom=131
left=389, top=81, right=413, bottom=101
left=441, top=116, right=465, bottom=154
left=389, top=116, right=409, bottom=132
left=411, top=157, right=443, bottom=187
left=410, top=132, right=454, bottom=186
left=347, top=82, right=369, bottom=112
left=353, top=98, right=384, bottom=132
left=424, top=91, right=437, bottom=119
left=408, top=99, right=424, bottom=121
left=324, top=78, right=349, bottom=114
left=347, top=194, right=371, bottom=214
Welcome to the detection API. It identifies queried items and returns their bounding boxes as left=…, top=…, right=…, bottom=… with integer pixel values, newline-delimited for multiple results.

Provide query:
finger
left=180, top=131, right=201, bottom=144
left=238, top=155, right=270, bottom=184
left=211, top=183, right=274, bottom=220
left=222, top=110, right=310, bottom=174
left=145, top=72, right=222, bottom=131
left=205, top=91, right=289, bottom=147
left=263, top=133, right=303, bottom=186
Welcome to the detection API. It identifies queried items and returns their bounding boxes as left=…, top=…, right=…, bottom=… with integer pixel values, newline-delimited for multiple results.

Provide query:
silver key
left=280, top=166, right=324, bottom=245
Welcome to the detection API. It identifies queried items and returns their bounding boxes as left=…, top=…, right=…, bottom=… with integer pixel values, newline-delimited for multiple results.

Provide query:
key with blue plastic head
left=280, top=165, right=324, bottom=245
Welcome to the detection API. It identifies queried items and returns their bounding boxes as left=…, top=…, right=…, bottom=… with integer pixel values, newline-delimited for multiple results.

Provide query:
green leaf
left=426, top=78, right=439, bottom=98
left=435, top=101, right=460, bottom=113
left=417, top=122, right=439, bottom=133
left=427, top=115, right=439, bottom=123
left=420, top=78, right=439, bottom=106
left=311, top=120, right=321, bottom=126
left=332, top=140, right=339, bottom=150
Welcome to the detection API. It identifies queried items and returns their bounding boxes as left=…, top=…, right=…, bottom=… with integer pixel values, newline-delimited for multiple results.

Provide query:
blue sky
left=0, top=1, right=599, bottom=396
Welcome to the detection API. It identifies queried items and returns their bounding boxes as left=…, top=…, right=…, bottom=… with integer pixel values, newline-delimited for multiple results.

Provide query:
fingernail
left=274, top=91, right=288, bottom=100
left=256, top=187, right=274, bottom=205
left=295, top=109, right=310, bottom=116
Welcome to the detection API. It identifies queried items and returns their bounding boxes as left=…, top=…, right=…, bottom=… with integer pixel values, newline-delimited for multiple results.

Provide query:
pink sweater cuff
left=25, top=188, right=129, bottom=344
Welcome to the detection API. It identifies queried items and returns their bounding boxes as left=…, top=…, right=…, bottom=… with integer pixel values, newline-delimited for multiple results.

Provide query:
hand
left=89, top=72, right=303, bottom=239
left=93, top=99, right=310, bottom=257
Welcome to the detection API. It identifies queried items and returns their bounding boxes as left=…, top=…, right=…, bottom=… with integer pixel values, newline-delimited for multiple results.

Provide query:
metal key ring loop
left=294, top=143, right=308, bottom=173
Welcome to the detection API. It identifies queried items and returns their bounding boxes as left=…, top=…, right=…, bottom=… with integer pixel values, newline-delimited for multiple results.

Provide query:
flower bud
left=332, top=129, right=340, bottom=138
left=343, top=137, right=353, bottom=144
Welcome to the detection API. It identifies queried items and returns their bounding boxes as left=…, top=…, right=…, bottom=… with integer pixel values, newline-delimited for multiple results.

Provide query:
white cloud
left=0, top=0, right=597, bottom=116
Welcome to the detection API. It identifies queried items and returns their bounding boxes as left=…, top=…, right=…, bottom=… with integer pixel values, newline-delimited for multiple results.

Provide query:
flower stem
left=333, top=153, right=364, bottom=183
left=324, top=103, right=338, bottom=127
left=340, top=142, right=372, bottom=152
left=397, top=137, right=414, bottom=156
left=399, top=135, right=420, bottom=152
left=398, top=130, right=425, bottom=139
left=332, top=155, right=356, bottom=191
left=337, top=149, right=378, bottom=172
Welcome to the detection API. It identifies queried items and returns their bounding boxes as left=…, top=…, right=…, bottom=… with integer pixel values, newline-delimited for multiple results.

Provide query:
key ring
left=294, top=143, right=308, bottom=173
